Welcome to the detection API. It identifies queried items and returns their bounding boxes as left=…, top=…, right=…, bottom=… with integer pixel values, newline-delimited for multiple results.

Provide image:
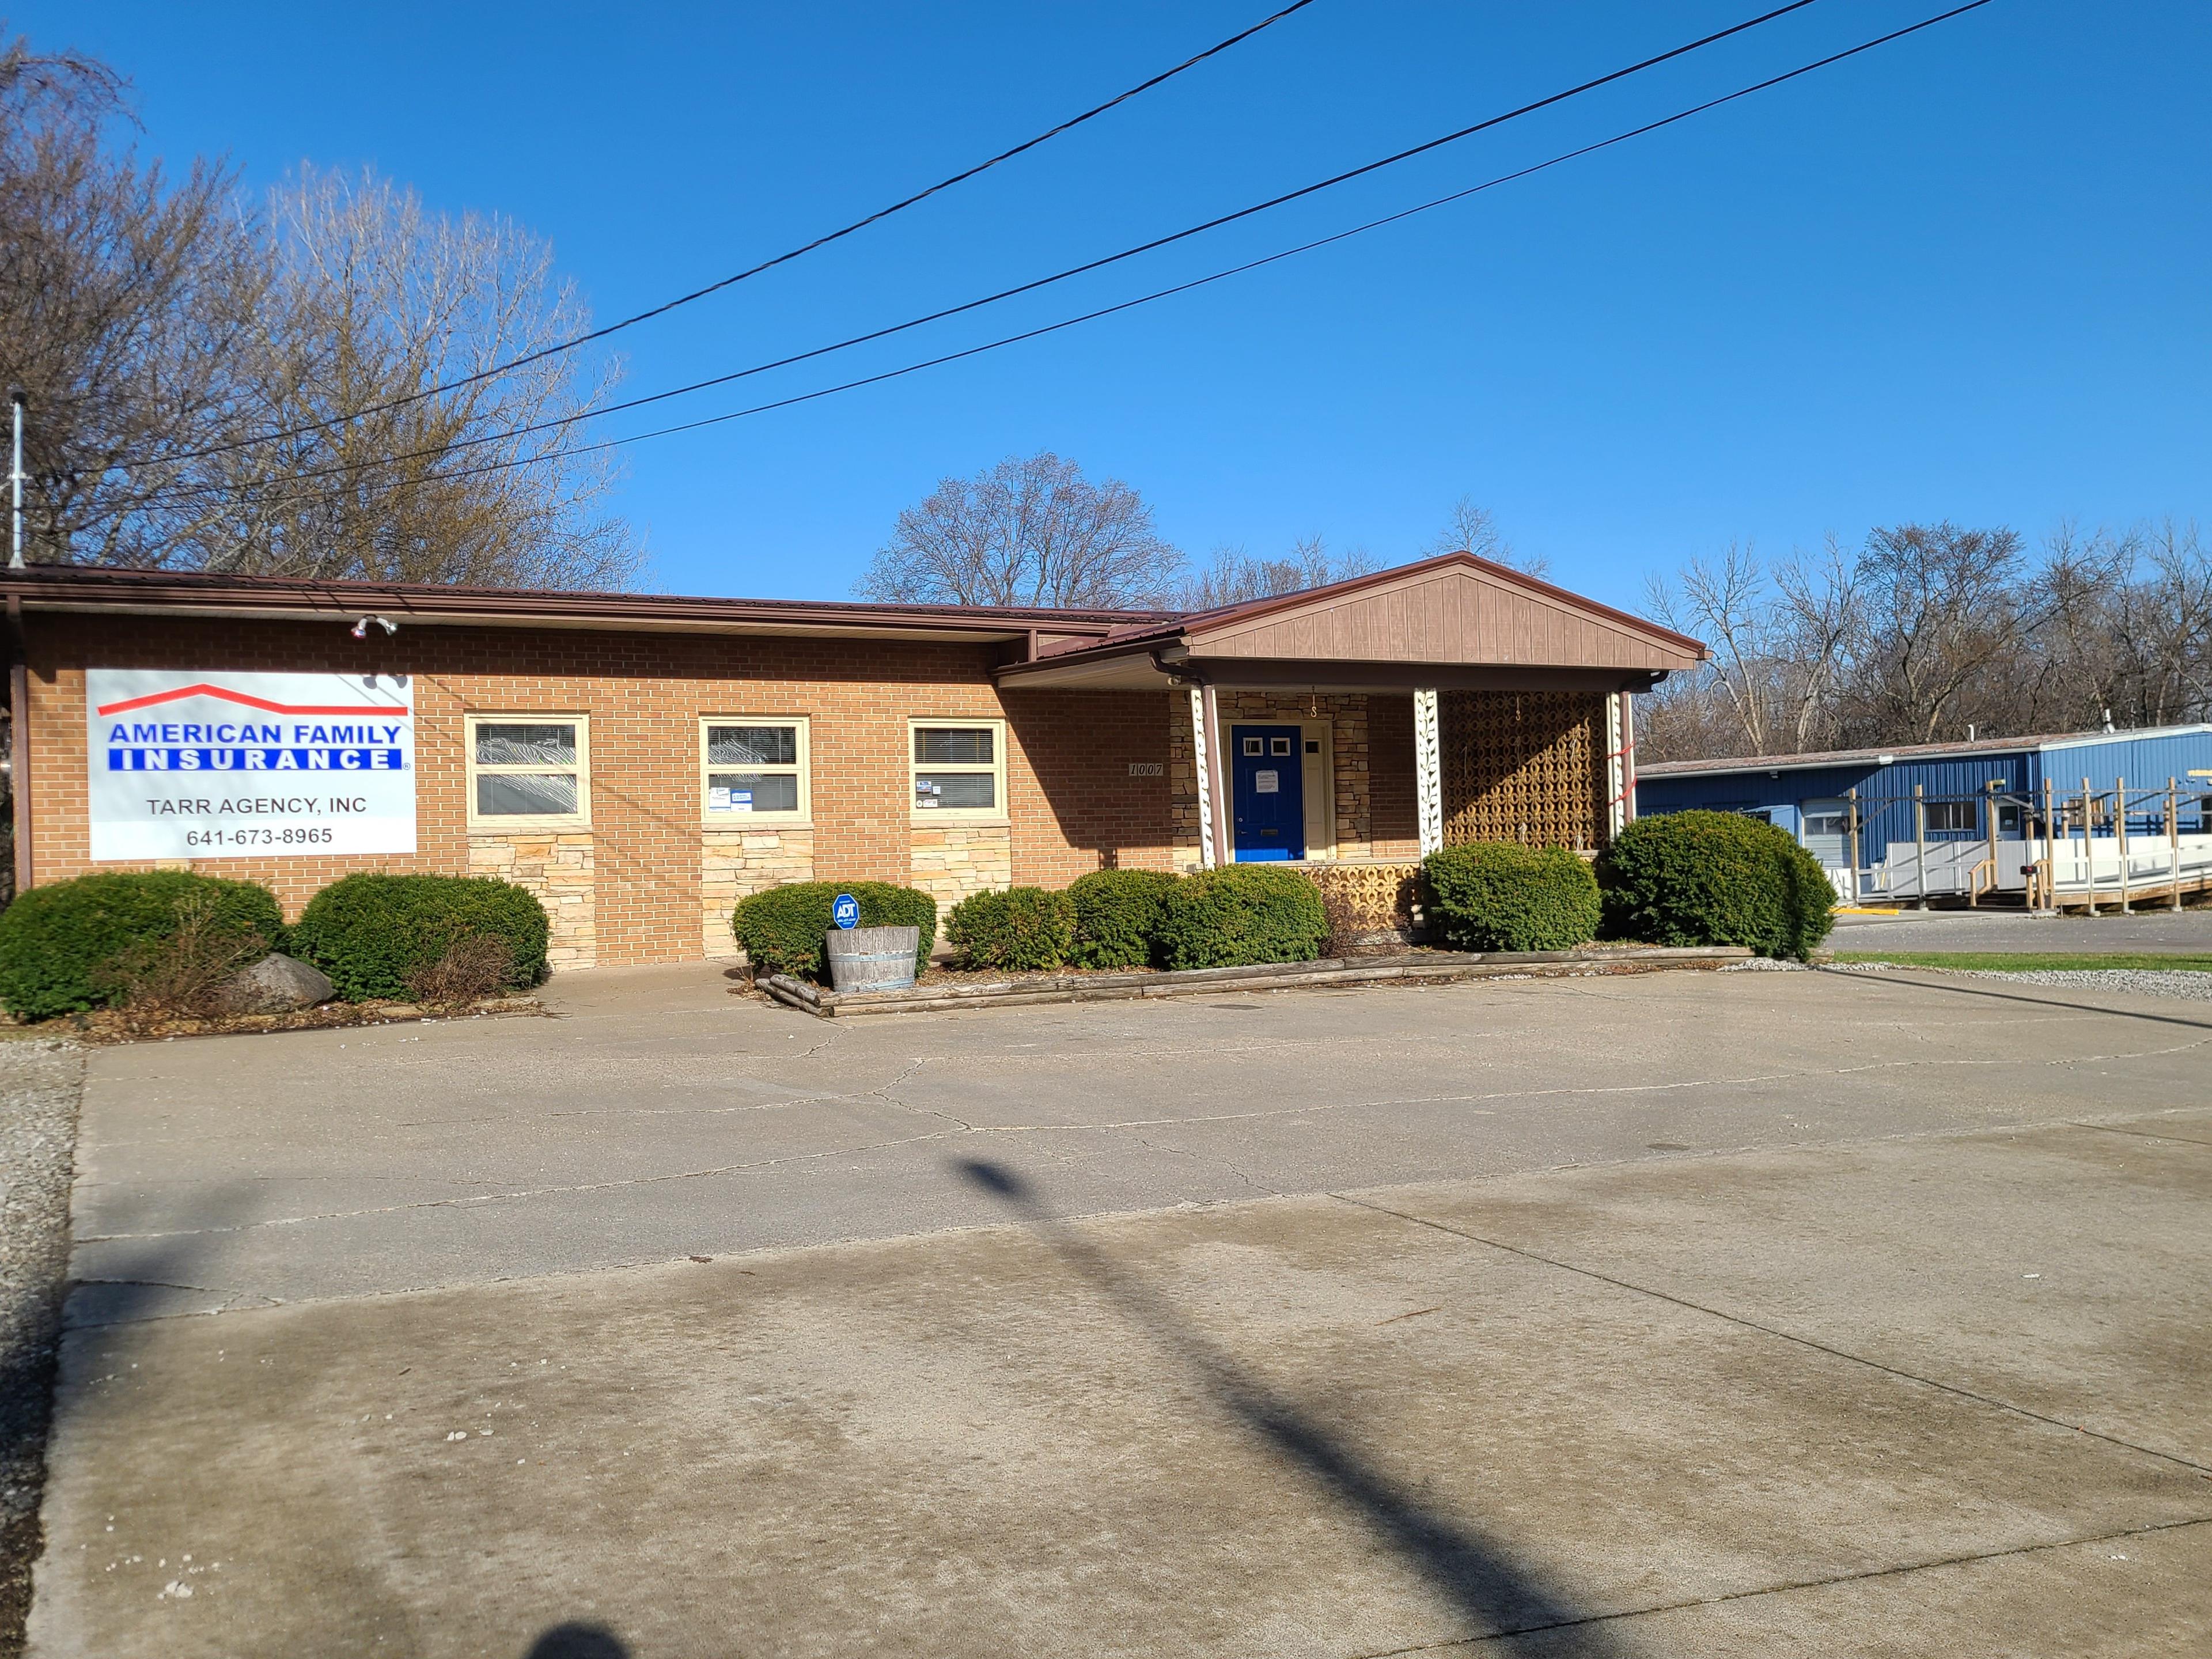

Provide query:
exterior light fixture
left=351, top=616, right=398, bottom=638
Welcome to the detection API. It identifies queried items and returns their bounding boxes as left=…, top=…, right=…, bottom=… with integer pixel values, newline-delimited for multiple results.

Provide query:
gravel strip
left=0, top=1037, right=84, bottom=1659
left=1827, top=962, right=2212, bottom=1001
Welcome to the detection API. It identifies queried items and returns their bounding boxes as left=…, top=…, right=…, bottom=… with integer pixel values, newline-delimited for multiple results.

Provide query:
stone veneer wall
left=468, top=832, right=597, bottom=972
left=910, top=824, right=1013, bottom=926
left=701, top=827, right=816, bottom=958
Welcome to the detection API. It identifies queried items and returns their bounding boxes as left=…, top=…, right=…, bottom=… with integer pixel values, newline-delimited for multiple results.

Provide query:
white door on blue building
left=1801, top=800, right=1851, bottom=870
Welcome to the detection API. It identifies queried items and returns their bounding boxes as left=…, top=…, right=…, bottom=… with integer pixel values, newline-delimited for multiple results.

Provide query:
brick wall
left=29, top=615, right=1183, bottom=968
left=1368, top=694, right=1421, bottom=859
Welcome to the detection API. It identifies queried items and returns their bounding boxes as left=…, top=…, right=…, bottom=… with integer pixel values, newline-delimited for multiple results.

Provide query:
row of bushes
left=1415, top=812, right=1833, bottom=959
left=0, top=869, right=550, bottom=1020
left=946, top=812, right=1828, bottom=973
left=736, top=810, right=1832, bottom=983
left=731, top=865, right=1334, bottom=983
left=950, top=866, right=1333, bottom=974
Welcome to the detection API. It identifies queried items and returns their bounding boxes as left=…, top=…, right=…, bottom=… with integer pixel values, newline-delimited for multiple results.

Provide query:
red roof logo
left=95, top=683, right=407, bottom=719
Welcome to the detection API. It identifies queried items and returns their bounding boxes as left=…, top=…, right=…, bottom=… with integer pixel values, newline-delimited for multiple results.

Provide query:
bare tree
left=1178, top=535, right=1379, bottom=610
left=1421, top=495, right=1548, bottom=577
left=1636, top=517, right=2212, bottom=764
left=1643, top=543, right=1790, bottom=755
left=0, top=34, right=271, bottom=567
left=0, top=35, right=641, bottom=588
left=1770, top=534, right=1861, bottom=752
left=1840, top=522, right=2032, bottom=745
left=859, top=452, right=1181, bottom=608
left=181, top=168, right=641, bottom=588
left=2011, top=520, right=2211, bottom=733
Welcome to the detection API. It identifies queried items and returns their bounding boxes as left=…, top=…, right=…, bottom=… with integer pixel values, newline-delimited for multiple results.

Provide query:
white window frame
left=699, top=715, right=812, bottom=825
left=908, top=717, right=1007, bottom=823
left=465, top=712, right=592, bottom=831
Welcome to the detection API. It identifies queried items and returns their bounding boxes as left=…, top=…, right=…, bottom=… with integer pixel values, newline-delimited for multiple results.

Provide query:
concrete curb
left=761, top=946, right=1753, bottom=1018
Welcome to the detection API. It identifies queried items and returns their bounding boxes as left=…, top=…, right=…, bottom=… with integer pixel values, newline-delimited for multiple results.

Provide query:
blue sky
left=25, top=2, right=2210, bottom=611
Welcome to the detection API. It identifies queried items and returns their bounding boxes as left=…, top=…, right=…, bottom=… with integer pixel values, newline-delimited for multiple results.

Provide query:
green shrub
left=1066, top=868, right=1181, bottom=968
left=946, top=885, right=1076, bottom=971
left=289, top=873, right=549, bottom=1002
left=732, top=881, right=937, bottom=983
left=1597, top=809, right=1836, bottom=960
left=0, top=871, right=285, bottom=1020
left=1423, top=842, right=1600, bottom=952
left=1154, top=865, right=1328, bottom=971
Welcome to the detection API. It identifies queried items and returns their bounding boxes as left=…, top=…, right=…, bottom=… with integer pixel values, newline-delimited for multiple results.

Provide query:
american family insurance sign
left=88, top=670, right=417, bottom=860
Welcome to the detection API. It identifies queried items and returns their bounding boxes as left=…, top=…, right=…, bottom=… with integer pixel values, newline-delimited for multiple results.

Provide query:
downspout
left=1621, top=688, right=1638, bottom=823
left=6, top=593, right=28, bottom=896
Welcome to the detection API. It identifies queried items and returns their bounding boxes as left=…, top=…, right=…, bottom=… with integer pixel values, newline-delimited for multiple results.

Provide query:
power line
left=136, top=0, right=1824, bottom=495
left=191, top=0, right=1997, bottom=519
left=150, top=1, right=1322, bottom=468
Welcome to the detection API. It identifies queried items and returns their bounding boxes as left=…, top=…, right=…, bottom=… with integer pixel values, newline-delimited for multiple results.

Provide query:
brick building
left=2, top=552, right=1705, bottom=971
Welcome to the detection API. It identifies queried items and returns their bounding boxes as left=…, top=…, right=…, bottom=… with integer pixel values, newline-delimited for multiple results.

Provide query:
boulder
left=217, top=952, right=335, bottom=1014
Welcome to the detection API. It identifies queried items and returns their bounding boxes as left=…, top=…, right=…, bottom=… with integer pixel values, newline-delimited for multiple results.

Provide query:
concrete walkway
left=28, top=966, right=2212, bottom=1656
left=1831, top=906, right=2212, bottom=952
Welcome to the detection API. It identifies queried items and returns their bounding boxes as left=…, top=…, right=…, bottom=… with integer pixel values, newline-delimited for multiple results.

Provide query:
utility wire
left=137, top=0, right=1823, bottom=495
left=193, top=0, right=1995, bottom=517
left=149, top=1, right=1321, bottom=468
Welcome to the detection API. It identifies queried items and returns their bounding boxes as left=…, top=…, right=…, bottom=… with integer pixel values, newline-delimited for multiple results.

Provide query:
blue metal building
left=1636, top=724, right=2212, bottom=877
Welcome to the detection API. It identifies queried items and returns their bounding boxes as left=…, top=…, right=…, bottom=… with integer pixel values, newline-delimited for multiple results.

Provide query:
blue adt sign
left=831, top=892, right=860, bottom=930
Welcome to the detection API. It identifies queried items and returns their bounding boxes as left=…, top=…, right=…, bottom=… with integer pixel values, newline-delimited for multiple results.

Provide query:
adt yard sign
left=86, top=669, right=417, bottom=860
left=831, top=892, right=860, bottom=930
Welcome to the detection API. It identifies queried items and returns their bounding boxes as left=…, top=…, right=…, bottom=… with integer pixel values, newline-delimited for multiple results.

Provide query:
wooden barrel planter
left=825, top=925, right=921, bottom=994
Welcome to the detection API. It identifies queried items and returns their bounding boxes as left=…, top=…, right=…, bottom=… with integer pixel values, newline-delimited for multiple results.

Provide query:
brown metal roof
left=1007, top=552, right=1707, bottom=683
left=0, top=552, right=1707, bottom=679
left=0, top=563, right=1174, bottom=643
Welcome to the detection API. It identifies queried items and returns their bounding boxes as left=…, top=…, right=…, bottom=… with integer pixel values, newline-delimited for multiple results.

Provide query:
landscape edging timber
left=760, top=945, right=1752, bottom=1018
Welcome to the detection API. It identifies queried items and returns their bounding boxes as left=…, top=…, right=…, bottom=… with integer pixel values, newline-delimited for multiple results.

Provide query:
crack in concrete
left=1350, top=1513, right=2212, bottom=1656
left=2067, top=1120, right=2212, bottom=1150
left=1331, top=1194, right=2212, bottom=1480
left=1126, top=1131, right=1285, bottom=1200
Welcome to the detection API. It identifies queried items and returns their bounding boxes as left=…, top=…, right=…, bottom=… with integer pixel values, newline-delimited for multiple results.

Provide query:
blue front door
left=1231, top=725, right=1304, bottom=861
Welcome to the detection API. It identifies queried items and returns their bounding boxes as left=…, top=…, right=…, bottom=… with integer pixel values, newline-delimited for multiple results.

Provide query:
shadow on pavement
left=1817, top=964, right=2212, bottom=1032
left=525, top=1623, right=629, bottom=1658
left=954, top=1157, right=1623, bottom=1656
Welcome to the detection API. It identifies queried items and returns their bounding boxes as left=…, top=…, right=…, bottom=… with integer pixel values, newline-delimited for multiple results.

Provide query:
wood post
left=2041, top=776, right=2056, bottom=912
left=2081, top=778, right=2096, bottom=915
left=2116, top=775, right=2131, bottom=913
left=2171, top=778, right=2183, bottom=912
left=1979, top=781, right=1998, bottom=909
left=1845, top=787, right=1861, bottom=906
left=1414, top=688, right=1442, bottom=857
left=1912, top=784, right=1929, bottom=908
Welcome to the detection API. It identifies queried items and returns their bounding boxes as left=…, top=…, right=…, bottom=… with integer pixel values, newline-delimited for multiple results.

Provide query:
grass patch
left=1831, top=952, right=2212, bottom=973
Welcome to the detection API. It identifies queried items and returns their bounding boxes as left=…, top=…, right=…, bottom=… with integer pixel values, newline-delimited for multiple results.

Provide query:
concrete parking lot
left=27, top=963, right=2212, bottom=1657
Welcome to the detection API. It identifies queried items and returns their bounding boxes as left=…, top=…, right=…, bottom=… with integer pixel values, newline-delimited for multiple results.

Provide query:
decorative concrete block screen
left=1439, top=690, right=1609, bottom=851
left=1302, top=860, right=1425, bottom=945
